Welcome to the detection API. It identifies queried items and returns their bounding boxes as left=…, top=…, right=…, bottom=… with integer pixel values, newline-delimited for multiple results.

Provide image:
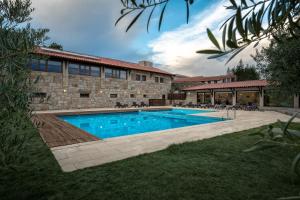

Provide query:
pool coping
left=36, top=106, right=175, bottom=147
left=58, top=108, right=225, bottom=140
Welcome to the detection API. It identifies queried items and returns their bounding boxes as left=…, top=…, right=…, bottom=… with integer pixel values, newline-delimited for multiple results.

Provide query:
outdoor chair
left=200, top=104, right=208, bottom=109
left=246, top=103, right=259, bottom=111
left=207, top=104, right=214, bottom=108
left=226, top=105, right=235, bottom=110
left=132, top=102, right=138, bottom=107
left=173, top=103, right=180, bottom=107
left=115, top=102, right=122, bottom=108
left=232, top=103, right=242, bottom=110
left=185, top=102, right=195, bottom=108
left=140, top=102, right=148, bottom=107
left=115, top=102, right=128, bottom=108
left=214, top=104, right=226, bottom=110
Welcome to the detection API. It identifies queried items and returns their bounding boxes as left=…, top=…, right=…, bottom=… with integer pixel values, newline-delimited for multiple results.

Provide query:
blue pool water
left=59, top=109, right=223, bottom=139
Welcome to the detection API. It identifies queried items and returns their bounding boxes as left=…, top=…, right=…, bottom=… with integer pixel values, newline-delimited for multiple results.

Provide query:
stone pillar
left=211, top=91, right=215, bottom=105
left=259, top=89, right=264, bottom=108
left=127, top=70, right=131, bottom=81
left=294, top=94, right=299, bottom=109
left=62, top=61, right=68, bottom=110
left=232, top=90, right=237, bottom=106
left=101, top=66, right=105, bottom=79
left=62, top=61, right=68, bottom=87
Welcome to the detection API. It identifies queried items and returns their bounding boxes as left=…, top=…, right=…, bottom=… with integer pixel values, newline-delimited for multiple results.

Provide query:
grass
left=1, top=123, right=300, bottom=200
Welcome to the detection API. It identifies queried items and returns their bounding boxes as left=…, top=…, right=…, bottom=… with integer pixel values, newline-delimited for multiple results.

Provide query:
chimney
left=139, top=60, right=153, bottom=67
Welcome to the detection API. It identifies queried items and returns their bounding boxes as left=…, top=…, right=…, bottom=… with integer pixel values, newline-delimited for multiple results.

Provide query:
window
left=110, top=94, right=118, bottom=98
left=68, top=63, right=101, bottom=76
left=143, top=94, right=147, bottom=98
left=130, top=94, right=135, bottom=98
left=69, top=63, right=80, bottom=75
left=31, top=92, right=47, bottom=103
left=105, top=68, right=113, bottom=77
left=80, top=93, right=90, bottom=98
left=155, top=77, right=159, bottom=83
left=120, top=70, right=127, bottom=79
left=214, top=80, right=218, bottom=83
left=80, top=65, right=90, bottom=76
left=29, top=59, right=62, bottom=73
left=160, top=77, right=164, bottom=83
left=90, top=66, right=100, bottom=77
left=136, top=74, right=147, bottom=81
left=136, top=74, right=141, bottom=81
left=105, top=67, right=127, bottom=79
left=208, top=81, right=211, bottom=84
left=39, top=60, right=47, bottom=71
left=32, top=92, right=47, bottom=98
left=30, top=59, right=40, bottom=71
left=47, top=60, right=62, bottom=73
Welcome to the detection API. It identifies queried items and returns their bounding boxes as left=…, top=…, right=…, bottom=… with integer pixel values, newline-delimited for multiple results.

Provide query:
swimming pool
left=59, top=109, right=224, bottom=139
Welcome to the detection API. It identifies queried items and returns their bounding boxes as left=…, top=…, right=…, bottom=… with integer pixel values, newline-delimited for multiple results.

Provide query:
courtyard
left=35, top=107, right=300, bottom=172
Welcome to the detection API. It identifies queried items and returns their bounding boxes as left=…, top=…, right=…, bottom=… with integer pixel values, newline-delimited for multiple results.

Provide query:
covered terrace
left=183, top=80, right=300, bottom=109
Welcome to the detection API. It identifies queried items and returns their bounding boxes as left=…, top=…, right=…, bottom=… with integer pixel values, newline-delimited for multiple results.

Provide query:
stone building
left=30, top=47, right=173, bottom=110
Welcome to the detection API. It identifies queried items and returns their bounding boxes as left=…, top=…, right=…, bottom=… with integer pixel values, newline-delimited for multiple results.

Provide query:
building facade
left=30, top=47, right=173, bottom=110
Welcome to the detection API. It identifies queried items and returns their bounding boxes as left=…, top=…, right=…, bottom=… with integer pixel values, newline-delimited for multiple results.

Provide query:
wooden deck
left=35, top=114, right=99, bottom=148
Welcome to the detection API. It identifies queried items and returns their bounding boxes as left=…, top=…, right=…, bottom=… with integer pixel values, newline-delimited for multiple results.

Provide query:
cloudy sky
left=31, top=0, right=258, bottom=76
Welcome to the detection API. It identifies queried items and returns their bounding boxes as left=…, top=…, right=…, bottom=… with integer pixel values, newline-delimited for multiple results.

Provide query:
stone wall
left=172, top=82, right=204, bottom=91
left=30, top=68, right=172, bottom=111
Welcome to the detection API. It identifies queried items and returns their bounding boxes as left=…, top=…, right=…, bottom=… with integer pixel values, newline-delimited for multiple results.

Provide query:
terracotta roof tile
left=183, top=80, right=268, bottom=91
left=35, top=47, right=172, bottom=75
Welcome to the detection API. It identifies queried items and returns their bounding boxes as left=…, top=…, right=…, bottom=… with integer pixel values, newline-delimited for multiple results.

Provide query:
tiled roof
left=183, top=80, right=268, bottom=91
left=35, top=47, right=172, bottom=75
left=173, top=74, right=235, bottom=83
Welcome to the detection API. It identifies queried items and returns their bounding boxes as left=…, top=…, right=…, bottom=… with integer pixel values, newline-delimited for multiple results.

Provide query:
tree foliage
left=254, top=36, right=300, bottom=95
left=245, top=113, right=300, bottom=199
left=0, top=0, right=48, bottom=170
left=48, top=42, right=63, bottom=50
left=245, top=113, right=300, bottom=178
left=116, top=0, right=300, bottom=62
left=231, top=60, right=260, bottom=81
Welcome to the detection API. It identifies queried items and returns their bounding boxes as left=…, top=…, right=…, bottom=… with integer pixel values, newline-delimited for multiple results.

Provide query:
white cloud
left=147, top=1, right=262, bottom=76
left=30, top=0, right=143, bottom=60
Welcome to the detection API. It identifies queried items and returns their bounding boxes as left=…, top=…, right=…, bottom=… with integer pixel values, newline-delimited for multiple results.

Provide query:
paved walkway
left=50, top=109, right=300, bottom=172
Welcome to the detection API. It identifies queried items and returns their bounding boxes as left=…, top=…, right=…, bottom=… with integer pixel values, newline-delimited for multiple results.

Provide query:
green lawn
left=1, top=123, right=300, bottom=200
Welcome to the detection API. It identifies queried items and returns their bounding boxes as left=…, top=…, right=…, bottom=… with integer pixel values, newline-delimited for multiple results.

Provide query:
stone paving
left=50, top=108, right=300, bottom=172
